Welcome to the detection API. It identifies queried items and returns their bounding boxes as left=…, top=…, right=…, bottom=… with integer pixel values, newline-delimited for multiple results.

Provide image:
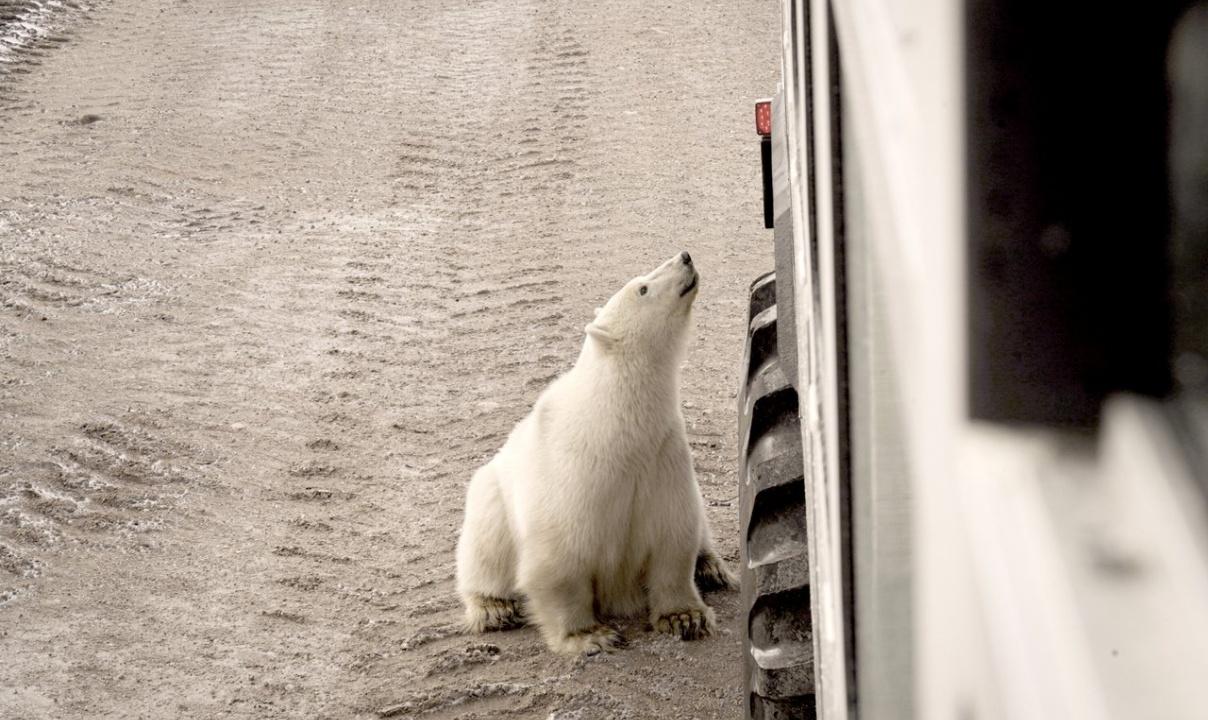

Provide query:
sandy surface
left=0, top=1, right=778, bottom=717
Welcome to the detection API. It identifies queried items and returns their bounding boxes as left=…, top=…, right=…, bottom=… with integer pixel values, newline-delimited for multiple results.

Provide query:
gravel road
left=0, top=1, right=778, bottom=717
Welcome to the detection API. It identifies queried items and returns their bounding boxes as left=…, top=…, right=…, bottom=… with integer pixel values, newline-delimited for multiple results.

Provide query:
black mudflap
left=738, top=272, right=816, bottom=719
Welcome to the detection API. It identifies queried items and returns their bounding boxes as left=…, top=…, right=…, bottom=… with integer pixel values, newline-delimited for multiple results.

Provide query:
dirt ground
left=0, top=1, right=779, bottom=717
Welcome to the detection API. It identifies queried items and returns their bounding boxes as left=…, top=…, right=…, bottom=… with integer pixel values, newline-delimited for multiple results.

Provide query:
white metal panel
left=802, top=0, right=852, bottom=716
left=824, top=0, right=971, bottom=717
left=843, top=102, right=915, bottom=720
left=1079, top=398, right=1208, bottom=719
left=957, top=428, right=1111, bottom=720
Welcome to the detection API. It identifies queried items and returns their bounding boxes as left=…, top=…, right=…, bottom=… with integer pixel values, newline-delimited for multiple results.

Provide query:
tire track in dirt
left=0, top=190, right=200, bottom=608
left=0, top=1, right=100, bottom=87
left=0, top=413, right=210, bottom=605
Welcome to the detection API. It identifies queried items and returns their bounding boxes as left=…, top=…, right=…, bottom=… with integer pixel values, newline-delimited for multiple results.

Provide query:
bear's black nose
left=680, top=251, right=692, bottom=266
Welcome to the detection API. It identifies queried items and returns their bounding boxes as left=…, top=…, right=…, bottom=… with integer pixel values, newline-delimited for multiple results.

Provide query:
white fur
left=455, top=252, right=731, bottom=654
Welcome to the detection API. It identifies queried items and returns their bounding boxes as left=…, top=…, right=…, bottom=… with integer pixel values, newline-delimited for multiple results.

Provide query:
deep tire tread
left=739, top=273, right=815, bottom=719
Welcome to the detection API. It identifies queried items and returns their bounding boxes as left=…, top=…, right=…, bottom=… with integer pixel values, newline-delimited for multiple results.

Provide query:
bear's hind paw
left=555, top=624, right=625, bottom=656
left=654, top=606, right=714, bottom=641
left=695, top=552, right=738, bottom=592
left=464, top=594, right=525, bottom=633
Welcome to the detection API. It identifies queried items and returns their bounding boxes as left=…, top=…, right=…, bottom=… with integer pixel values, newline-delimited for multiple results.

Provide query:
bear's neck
left=571, top=343, right=684, bottom=414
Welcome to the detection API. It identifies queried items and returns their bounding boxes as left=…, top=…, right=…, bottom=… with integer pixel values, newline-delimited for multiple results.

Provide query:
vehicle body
left=737, top=1, right=1208, bottom=718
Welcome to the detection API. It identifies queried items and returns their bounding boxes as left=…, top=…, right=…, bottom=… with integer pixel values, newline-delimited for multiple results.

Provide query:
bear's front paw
left=654, top=606, right=714, bottom=641
left=557, top=624, right=626, bottom=656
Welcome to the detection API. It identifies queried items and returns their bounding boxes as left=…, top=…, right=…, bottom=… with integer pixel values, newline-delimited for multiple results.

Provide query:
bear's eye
left=638, top=285, right=648, bottom=296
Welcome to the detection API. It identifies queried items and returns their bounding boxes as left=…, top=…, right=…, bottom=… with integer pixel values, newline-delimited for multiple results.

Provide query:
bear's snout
left=680, top=251, right=692, bottom=266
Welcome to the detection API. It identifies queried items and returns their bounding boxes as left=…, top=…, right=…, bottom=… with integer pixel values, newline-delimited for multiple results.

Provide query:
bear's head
left=585, top=251, right=698, bottom=360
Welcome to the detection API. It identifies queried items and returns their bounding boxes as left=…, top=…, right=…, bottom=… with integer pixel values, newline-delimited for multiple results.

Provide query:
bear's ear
left=593, top=307, right=602, bottom=318
left=585, top=320, right=618, bottom=348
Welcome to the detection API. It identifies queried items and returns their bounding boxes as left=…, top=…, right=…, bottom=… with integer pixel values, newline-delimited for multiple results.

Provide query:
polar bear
left=455, top=251, right=735, bottom=655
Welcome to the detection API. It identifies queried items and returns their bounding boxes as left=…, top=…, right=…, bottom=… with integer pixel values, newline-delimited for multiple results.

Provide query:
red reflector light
left=755, top=100, right=771, bottom=136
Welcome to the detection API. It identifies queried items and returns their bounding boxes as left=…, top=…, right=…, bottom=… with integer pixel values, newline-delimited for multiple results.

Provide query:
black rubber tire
left=738, top=272, right=816, bottom=720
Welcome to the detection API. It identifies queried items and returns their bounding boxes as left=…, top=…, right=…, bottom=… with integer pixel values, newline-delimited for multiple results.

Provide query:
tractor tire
left=738, top=271, right=816, bottom=720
